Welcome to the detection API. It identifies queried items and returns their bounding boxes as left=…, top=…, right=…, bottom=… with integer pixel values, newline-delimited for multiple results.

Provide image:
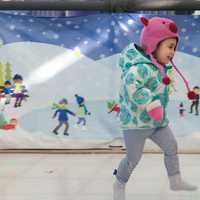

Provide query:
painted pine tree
left=0, top=62, right=4, bottom=86
left=0, top=38, right=4, bottom=48
left=5, top=62, right=11, bottom=81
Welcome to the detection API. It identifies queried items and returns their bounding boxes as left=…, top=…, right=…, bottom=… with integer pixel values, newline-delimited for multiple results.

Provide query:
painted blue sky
left=0, top=12, right=199, bottom=60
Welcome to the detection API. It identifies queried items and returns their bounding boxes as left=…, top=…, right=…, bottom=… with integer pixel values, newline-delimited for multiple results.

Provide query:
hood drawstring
left=150, top=54, right=171, bottom=86
left=150, top=54, right=196, bottom=100
left=170, top=60, right=196, bottom=100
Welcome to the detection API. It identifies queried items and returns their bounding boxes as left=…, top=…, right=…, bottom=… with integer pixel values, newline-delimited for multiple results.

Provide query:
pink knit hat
left=139, top=16, right=196, bottom=100
left=140, top=16, right=179, bottom=54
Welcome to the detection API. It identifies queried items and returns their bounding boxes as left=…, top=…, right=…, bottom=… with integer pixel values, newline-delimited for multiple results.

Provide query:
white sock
left=169, top=174, right=198, bottom=191
left=113, top=178, right=126, bottom=200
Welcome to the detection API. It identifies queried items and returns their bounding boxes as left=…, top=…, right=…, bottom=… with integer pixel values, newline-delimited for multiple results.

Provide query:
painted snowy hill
left=0, top=41, right=199, bottom=151
left=0, top=42, right=116, bottom=106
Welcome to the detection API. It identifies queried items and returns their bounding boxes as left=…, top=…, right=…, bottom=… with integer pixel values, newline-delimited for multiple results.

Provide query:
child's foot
left=113, top=178, right=125, bottom=200
left=64, top=132, right=69, bottom=136
left=82, top=126, right=87, bottom=131
left=169, top=174, right=198, bottom=191
left=53, top=130, right=58, bottom=135
left=73, top=124, right=79, bottom=128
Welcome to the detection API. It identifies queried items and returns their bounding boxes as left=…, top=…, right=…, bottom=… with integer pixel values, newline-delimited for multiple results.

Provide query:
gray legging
left=116, top=126, right=180, bottom=184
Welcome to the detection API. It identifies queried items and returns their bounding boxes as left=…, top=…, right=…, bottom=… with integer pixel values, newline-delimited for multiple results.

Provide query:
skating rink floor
left=0, top=153, right=199, bottom=200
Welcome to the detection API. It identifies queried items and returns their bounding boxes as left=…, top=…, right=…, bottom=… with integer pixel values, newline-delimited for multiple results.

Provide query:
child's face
left=10, top=119, right=17, bottom=125
left=194, top=88, right=200, bottom=94
left=153, top=38, right=177, bottom=65
left=59, top=102, right=67, bottom=109
left=5, top=83, right=11, bottom=88
left=14, top=79, right=22, bottom=84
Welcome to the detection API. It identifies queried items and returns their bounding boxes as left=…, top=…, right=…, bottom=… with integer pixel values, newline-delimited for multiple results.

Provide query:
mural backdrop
left=0, top=12, right=199, bottom=151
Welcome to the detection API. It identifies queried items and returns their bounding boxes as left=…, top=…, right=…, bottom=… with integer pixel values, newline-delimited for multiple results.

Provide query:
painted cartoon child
left=189, top=86, right=199, bottom=116
left=74, top=94, right=91, bottom=130
left=0, top=103, right=7, bottom=128
left=13, top=74, right=27, bottom=107
left=4, top=80, right=13, bottom=105
left=107, top=100, right=120, bottom=117
left=0, top=101, right=17, bottom=130
left=0, top=118, right=17, bottom=130
left=179, top=102, right=185, bottom=118
left=0, top=86, right=4, bottom=101
left=52, top=98, right=75, bottom=136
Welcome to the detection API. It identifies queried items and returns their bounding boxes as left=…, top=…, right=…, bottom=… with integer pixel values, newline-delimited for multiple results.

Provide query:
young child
left=74, top=94, right=91, bottom=130
left=12, top=74, right=27, bottom=107
left=4, top=80, right=13, bottom=105
left=179, top=102, right=185, bottom=118
left=0, top=100, right=17, bottom=130
left=113, top=16, right=197, bottom=200
left=189, top=86, right=199, bottom=116
left=107, top=100, right=121, bottom=117
left=52, top=98, right=75, bottom=136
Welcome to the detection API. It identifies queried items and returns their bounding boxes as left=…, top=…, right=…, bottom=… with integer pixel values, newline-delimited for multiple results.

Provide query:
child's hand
left=146, top=100, right=164, bottom=121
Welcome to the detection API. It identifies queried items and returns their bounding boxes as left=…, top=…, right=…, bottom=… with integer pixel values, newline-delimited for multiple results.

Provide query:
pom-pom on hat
left=75, top=94, right=84, bottom=105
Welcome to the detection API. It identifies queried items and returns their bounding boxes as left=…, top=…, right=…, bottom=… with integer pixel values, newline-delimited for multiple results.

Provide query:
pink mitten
left=146, top=100, right=164, bottom=121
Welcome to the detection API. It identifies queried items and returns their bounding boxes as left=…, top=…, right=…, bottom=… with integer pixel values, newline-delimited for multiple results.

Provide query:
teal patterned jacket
left=118, top=43, right=171, bottom=129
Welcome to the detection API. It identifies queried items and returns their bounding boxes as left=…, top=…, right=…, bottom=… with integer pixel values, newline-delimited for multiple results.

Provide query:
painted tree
left=5, top=62, right=11, bottom=81
left=0, top=62, right=4, bottom=86
left=0, top=38, right=4, bottom=48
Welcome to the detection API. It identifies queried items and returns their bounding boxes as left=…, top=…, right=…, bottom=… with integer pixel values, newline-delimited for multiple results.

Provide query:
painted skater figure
left=107, top=100, right=120, bottom=117
left=189, top=86, right=199, bottom=116
left=0, top=100, right=17, bottom=130
left=0, top=102, right=7, bottom=128
left=113, top=16, right=198, bottom=200
left=52, top=98, right=75, bottom=136
left=12, top=74, right=27, bottom=107
left=179, top=102, right=185, bottom=118
left=3, top=80, right=13, bottom=105
left=74, top=94, right=90, bottom=130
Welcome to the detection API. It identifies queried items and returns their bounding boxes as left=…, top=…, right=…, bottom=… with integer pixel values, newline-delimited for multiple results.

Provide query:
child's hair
left=4, top=80, right=11, bottom=85
left=59, top=98, right=68, bottom=104
left=13, top=74, right=23, bottom=81
left=193, top=86, right=200, bottom=90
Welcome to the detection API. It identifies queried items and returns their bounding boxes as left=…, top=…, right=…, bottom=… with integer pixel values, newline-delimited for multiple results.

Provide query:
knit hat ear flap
left=140, top=17, right=149, bottom=26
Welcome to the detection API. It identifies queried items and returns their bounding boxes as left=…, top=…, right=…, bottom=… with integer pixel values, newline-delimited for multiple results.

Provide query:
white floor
left=0, top=153, right=199, bottom=200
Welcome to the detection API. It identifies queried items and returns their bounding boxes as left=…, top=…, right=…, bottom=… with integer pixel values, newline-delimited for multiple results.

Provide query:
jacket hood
left=118, top=43, right=153, bottom=74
